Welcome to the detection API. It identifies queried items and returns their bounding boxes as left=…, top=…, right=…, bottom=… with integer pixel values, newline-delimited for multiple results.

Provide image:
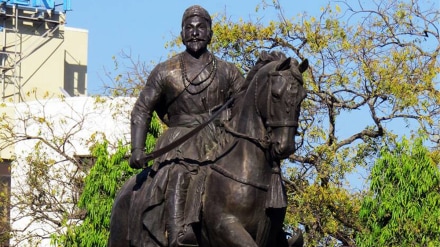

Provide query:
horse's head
left=255, top=56, right=308, bottom=159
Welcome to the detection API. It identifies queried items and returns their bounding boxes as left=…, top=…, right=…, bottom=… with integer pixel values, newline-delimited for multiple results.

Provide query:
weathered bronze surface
left=108, top=5, right=308, bottom=247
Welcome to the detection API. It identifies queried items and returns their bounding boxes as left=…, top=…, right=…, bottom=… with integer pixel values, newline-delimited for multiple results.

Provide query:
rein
left=210, top=164, right=270, bottom=190
left=140, top=97, right=235, bottom=165
left=223, top=123, right=271, bottom=150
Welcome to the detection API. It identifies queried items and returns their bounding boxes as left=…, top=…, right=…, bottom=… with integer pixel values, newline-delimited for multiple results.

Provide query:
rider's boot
left=166, top=168, right=197, bottom=247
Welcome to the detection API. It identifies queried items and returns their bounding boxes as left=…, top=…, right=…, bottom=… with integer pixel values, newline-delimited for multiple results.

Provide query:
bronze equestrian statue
left=108, top=5, right=308, bottom=247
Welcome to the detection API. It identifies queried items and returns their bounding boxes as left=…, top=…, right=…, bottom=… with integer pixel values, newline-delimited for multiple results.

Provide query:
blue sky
left=66, top=1, right=324, bottom=95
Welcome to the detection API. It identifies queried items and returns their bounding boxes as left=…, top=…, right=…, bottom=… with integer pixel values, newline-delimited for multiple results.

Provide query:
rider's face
left=181, top=16, right=212, bottom=56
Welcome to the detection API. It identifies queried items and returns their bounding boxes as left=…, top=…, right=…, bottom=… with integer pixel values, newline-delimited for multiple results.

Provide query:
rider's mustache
left=185, top=37, right=206, bottom=42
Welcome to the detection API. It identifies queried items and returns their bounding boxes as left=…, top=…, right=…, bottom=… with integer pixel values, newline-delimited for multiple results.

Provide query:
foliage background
left=358, top=137, right=440, bottom=246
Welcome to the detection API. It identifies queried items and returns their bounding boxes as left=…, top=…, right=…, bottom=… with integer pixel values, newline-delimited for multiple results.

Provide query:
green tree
left=166, top=0, right=439, bottom=245
left=357, top=137, right=440, bottom=246
left=52, top=142, right=133, bottom=246
left=52, top=104, right=162, bottom=246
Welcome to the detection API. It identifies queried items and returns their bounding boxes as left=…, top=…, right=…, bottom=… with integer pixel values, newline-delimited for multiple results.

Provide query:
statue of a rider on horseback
left=108, top=5, right=308, bottom=247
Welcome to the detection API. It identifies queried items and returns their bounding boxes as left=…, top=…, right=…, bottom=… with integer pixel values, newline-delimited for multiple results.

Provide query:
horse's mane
left=245, top=51, right=288, bottom=85
left=208, top=51, right=292, bottom=161
left=232, top=51, right=288, bottom=115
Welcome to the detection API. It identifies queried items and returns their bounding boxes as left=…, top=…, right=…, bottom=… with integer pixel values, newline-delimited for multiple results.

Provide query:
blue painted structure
left=0, top=0, right=71, bottom=12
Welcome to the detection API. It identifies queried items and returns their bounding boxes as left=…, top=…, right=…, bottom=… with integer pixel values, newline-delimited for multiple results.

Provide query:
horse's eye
left=272, top=92, right=281, bottom=99
left=272, top=83, right=284, bottom=100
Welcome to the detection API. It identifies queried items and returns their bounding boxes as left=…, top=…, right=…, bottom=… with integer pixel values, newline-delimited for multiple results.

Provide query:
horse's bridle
left=264, top=71, right=300, bottom=129
left=225, top=70, right=300, bottom=150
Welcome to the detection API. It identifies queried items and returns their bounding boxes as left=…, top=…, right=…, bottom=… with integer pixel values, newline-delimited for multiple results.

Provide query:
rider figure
left=130, top=5, right=246, bottom=246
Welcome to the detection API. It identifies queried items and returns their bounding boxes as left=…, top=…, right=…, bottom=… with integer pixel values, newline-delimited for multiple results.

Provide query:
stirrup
left=177, top=226, right=198, bottom=247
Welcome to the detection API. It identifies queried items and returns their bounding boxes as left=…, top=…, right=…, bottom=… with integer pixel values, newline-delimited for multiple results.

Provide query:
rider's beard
left=185, top=39, right=208, bottom=55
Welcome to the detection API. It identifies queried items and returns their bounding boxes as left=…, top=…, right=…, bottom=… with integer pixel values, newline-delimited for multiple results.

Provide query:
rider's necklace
left=180, top=53, right=217, bottom=94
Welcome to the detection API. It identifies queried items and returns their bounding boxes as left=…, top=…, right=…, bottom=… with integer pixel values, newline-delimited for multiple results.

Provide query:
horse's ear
left=276, top=58, right=291, bottom=71
left=298, top=59, right=309, bottom=73
left=260, top=50, right=269, bottom=61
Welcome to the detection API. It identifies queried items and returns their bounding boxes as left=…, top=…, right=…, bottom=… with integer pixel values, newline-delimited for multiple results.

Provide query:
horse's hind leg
left=265, top=208, right=288, bottom=247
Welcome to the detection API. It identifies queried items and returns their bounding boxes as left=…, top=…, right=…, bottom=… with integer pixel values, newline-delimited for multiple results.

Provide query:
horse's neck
left=217, top=110, right=270, bottom=185
left=226, top=92, right=269, bottom=155
left=212, top=67, right=273, bottom=184
left=231, top=92, right=265, bottom=139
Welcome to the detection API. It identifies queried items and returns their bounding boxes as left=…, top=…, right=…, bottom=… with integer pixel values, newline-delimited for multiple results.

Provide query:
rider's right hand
left=130, top=148, right=147, bottom=169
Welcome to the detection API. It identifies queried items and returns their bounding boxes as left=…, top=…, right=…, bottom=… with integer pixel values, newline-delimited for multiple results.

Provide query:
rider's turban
left=182, top=5, right=212, bottom=27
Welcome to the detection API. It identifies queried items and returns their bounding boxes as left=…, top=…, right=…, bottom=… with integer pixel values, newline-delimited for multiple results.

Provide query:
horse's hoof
left=287, top=230, right=304, bottom=247
left=177, top=226, right=198, bottom=246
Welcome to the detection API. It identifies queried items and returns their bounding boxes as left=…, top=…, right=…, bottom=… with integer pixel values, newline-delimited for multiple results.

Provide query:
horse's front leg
left=204, top=215, right=258, bottom=247
left=203, top=171, right=260, bottom=247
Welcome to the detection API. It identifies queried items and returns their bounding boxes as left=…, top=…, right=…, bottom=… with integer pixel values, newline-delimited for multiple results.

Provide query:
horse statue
left=108, top=51, right=308, bottom=247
